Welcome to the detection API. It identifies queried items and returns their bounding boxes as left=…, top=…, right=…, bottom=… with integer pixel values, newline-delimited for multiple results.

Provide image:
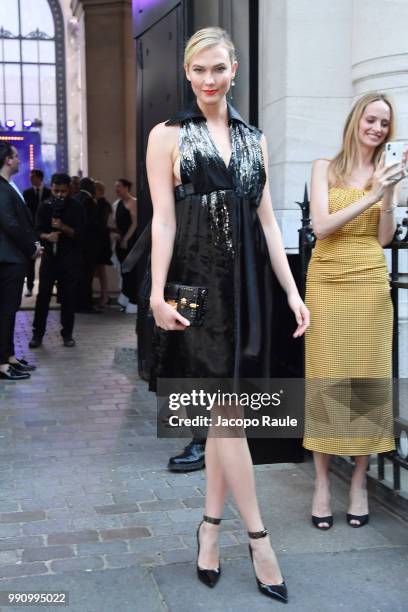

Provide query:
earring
left=230, top=78, right=236, bottom=100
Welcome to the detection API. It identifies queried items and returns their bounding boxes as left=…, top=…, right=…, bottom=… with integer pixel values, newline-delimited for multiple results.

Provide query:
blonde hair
left=328, top=92, right=396, bottom=189
left=184, top=27, right=236, bottom=66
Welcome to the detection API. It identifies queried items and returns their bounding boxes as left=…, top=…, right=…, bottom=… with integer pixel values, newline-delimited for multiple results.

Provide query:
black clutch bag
left=164, top=282, right=208, bottom=327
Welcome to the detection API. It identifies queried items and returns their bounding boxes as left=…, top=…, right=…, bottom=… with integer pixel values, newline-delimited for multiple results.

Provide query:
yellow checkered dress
left=303, top=186, right=395, bottom=455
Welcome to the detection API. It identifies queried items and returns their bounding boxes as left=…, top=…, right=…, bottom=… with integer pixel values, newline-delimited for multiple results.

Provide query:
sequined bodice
left=179, top=117, right=265, bottom=202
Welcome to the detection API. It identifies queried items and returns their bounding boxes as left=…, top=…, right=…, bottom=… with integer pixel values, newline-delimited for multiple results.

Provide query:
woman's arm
left=311, top=156, right=405, bottom=240
left=147, top=122, right=189, bottom=330
left=377, top=188, right=397, bottom=246
left=257, top=136, right=309, bottom=337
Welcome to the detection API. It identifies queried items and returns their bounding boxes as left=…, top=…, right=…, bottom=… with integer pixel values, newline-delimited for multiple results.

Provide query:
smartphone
left=385, top=141, right=406, bottom=166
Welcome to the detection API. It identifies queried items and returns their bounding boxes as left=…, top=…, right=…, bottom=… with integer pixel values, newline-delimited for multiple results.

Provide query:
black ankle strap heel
left=203, top=515, right=222, bottom=525
left=248, top=528, right=288, bottom=604
left=196, top=515, right=222, bottom=588
left=248, top=528, right=268, bottom=539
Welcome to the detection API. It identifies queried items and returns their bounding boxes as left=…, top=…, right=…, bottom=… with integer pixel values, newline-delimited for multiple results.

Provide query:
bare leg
left=311, top=451, right=332, bottom=528
left=348, top=455, right=370, bottom=525
left=198, top=437, right=227, bottom=570
left=212, top=436, right=283, bottom=585
left=96, top=265, right=108, bottom=305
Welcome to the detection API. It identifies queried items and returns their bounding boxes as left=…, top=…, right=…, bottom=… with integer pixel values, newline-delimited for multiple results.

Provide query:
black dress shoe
left=9, top=359, right=36, bottom=372
left=29, top=336, right=43, bottom=349
left=0, top=368, right=30, bottom=381
left=63, top=337, right=76, bottom=347
left=168, top=440, right=205, bottom=472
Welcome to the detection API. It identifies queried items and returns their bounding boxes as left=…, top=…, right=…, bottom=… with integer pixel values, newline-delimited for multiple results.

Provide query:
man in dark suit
left=23, top=169, right=51, bottom=296
left=0, top=143, right=41, bottom=380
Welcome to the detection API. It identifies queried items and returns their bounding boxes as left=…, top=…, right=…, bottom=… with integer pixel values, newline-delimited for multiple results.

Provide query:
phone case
left=385, top=141, right=405, bottom=167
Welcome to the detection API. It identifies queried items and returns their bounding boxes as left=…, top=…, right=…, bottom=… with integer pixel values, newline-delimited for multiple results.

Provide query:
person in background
left=304, top=92, right=407, bottom=530
left=23, top=169, right=51, bottom=296
left=94, top=180, right=113, bottom=310
left=29, top=173, right=85, bottom=348
left=70, top=176, right=81, bottom=198
left=0, top=143, right=41, bottom=380
left=75, top=177, right=100, bottom=313
left=113, top=178, right=138, bottom=314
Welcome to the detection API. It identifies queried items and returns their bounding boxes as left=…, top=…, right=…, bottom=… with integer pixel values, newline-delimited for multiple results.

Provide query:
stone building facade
left=60, top=0, right=408, bottom=220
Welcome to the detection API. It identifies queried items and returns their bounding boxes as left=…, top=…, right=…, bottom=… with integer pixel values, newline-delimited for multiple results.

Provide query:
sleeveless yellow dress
left=303, top=186, right=395, bottom=455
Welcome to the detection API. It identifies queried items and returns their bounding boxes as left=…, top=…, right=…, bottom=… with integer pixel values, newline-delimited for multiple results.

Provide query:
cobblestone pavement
left=0, top=309, right=407, bottom=612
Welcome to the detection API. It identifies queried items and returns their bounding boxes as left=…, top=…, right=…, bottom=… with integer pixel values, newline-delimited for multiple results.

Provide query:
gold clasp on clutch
left=189, top=303, right=198, bottom=309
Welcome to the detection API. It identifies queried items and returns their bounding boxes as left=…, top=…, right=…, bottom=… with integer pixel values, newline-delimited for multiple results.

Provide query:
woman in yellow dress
left=304, top=92, right=407, bottom=529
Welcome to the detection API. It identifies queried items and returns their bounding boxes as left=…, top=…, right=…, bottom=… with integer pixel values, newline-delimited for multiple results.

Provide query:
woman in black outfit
left=94, top=181, right=112, bottom=309
left=147, top=28, right=309, bottom=602
left=114, top=178, right=138, bottom=313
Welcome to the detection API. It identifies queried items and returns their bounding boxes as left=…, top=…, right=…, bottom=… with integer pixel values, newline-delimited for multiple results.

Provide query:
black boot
left=167, top=440, right=205, bottom=472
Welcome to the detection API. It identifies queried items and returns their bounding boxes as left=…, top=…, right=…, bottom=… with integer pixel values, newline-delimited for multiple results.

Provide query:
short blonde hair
left=329, top=92, right=396, bottom=189
left=184, top=27, right=236, bottom=66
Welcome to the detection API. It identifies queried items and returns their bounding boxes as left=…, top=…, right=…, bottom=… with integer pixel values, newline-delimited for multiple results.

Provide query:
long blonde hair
left=328, top=92, right=396, bottom=189
left=184, top=27, right=236, bottom=66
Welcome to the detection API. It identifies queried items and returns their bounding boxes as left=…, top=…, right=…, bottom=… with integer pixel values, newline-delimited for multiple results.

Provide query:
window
left=0, top=0, right=67, bottom=178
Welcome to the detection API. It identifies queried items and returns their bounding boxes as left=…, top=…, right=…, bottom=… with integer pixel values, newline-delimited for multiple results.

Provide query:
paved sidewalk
left=0, top=309, right=407, bottom=612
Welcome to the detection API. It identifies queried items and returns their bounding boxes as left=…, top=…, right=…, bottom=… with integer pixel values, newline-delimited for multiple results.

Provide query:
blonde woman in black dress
left=147, top=28, right=309, bottom=602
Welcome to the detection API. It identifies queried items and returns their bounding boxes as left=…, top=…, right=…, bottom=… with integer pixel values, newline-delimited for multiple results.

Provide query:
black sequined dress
left=150, top=103, right=275, bottom=390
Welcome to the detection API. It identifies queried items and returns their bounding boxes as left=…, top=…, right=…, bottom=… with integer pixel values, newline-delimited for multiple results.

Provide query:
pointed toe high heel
left=347, top=513, right=369, bottom=528
left=196, top=515, right=221, bottom=588
left=248, top=529, right=288, bottom=604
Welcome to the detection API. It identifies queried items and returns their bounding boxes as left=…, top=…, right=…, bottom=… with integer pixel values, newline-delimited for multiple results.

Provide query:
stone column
left=352, top=0, right=408, bottom=135
left=351, top=0, right=408, bottom=373
left=259, top=0, right=353, bottom=249
left=66, top=0, right=88, bottom=175
left=73, top=0, right=136, bottom=201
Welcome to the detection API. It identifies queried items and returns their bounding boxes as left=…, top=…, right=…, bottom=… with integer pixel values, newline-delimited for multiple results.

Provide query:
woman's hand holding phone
left=371, top=151, right=407, bottom=201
